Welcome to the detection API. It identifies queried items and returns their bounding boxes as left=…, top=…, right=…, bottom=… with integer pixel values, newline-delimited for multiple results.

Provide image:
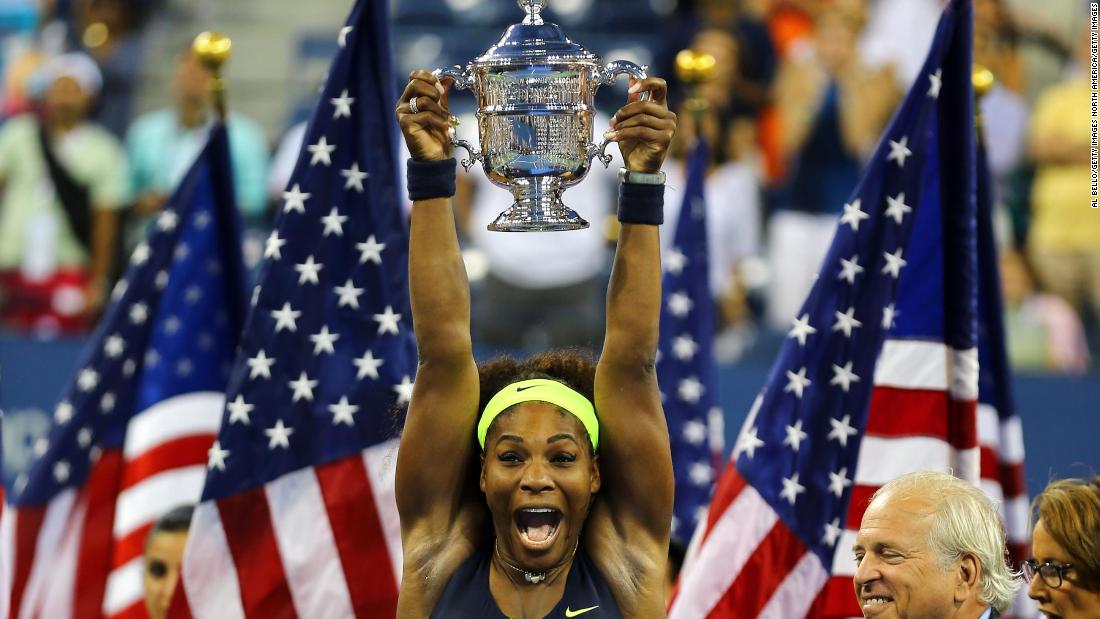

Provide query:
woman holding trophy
left=393, top=64, right=677, bottom=618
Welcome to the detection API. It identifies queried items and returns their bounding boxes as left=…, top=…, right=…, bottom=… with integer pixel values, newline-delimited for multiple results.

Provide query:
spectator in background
left=1002, top=0, right=1079, bottom=105
left=729, top=0, right=781, bottom=183
left=125, top=44, right=269, bottom=249
left=0, top=0, right=50, bottom=117
left=1000, top=249, right=1089, bottom=374
left=2, top=47, right=49, bottom=117
left=1, top=0, right=72, bottom=117
left=974, top=0, right=1029, bottom=182
left=71, top=0, right=147, bottom=137
left=766, top=4, right=897, bottom=329
left=726, top=0, right=778, bottom=120
left=974, top=0, right=1030, bottom=248
left=857, top=0, right=942, bottom=90
left=143, top=504, right=193, bottom=619
left=267, top=119, right=307, bottom=206
left=660, top=0, right=779, bottom=181
left=0, top=52, right=127, bottom=334
left=1025, top=476, right=1100, bottom=618
left=1026, top=26, right=1099, bottom=350
left=765, top=0, right=816, bottom=59
left=663, top=0, right=777, bottom=117
left=664, top=27, right=764, bottom=360
left=974, top=0, right=1025, bottom=95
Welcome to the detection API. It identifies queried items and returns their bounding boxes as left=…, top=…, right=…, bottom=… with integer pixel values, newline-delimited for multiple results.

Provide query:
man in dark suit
left=851, top=471, right=1020, bottom=618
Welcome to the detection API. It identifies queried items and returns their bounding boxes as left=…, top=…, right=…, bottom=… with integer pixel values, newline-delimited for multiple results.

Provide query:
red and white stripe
left=171, top=439, right=403, bottom=619
left=670, top=470, right=831, bottom=619
left=0, top=392, right=221, bottom=619
left=670, top=339, right=979, bottom=619
left=976, top=403, right=1028, bottom=552
left=1, top=451, right=121, bottom=619
left=977, top=402, right=1035, bottom=618
left=104, top=392, right=222, bottom=619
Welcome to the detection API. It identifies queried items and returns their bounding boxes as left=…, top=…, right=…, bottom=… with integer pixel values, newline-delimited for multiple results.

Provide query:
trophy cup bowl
left=433, top=0, right=649, bottom=231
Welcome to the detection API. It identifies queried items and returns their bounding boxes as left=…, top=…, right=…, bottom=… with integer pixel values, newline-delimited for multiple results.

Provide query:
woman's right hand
left=395, top=71, right=454, bottom=162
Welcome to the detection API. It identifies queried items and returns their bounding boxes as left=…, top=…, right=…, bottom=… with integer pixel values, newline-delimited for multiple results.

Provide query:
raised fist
left=395, top=71, right=454, bottom=162
left=607, top=77, right=677, bottom=174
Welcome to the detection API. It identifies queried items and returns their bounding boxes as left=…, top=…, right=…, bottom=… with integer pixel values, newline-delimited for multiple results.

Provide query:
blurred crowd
left=0, top=0, right=1096, bottom=375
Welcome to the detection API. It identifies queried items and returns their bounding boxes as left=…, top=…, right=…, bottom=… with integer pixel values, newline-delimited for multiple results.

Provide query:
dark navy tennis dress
left=429, top=546, right=623, bottom=618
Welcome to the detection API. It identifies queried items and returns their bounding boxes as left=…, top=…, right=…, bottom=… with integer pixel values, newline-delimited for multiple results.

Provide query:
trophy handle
left=593, top=60, right=651, bottom=101
left=587, top=142, right=614, bottom=168
left=431, top=65, right=481, bottom=171
left=432, top=65, right=474, bottom=91
left=452, top=136, right=481, bottom=172
left=591, top=60, right=651, bottom=167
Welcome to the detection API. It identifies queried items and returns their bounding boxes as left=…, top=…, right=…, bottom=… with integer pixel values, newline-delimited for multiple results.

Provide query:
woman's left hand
left=607, top=77, right=676, bottom=174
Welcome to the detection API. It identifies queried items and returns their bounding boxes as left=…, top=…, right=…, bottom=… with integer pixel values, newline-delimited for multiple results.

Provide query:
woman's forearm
left=408, top=196, right=472, bottom=362
left=602, top=222, right=660, bottom=367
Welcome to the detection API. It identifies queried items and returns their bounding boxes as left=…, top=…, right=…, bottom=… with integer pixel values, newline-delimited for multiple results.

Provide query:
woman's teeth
left=516, top=508, right=560, bottom=543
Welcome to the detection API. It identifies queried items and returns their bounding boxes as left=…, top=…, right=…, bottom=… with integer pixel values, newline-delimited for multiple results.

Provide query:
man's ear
left=954, top=553, right=982, bottom=604
left=479, top=454, right=487, bottom=494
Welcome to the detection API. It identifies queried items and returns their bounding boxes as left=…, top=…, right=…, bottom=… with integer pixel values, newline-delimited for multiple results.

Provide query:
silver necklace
left=494, top=541, right=577, bottom=585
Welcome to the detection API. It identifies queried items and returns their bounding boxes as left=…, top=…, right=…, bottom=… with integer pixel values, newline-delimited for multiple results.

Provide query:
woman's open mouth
left=513, top=507, right=562, bottom=548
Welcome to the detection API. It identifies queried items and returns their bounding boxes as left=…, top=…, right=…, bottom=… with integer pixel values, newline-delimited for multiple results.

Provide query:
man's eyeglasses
left=1022, top=559, right=1074, bottom=588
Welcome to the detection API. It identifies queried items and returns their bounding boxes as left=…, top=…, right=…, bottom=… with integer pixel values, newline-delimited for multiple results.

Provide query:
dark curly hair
left=476, top=349, right=597, bottom=453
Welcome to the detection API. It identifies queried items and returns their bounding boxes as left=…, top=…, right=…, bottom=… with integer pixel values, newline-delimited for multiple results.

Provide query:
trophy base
left=488, top=177, right=590, bottom=232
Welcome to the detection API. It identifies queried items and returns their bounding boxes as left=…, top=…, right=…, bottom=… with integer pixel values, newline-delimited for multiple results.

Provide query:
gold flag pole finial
left=675, top=48, right=717, bottom=128
left=193, top=32, right=232, bottom=121
left=972, top=64, right=994, bottom=135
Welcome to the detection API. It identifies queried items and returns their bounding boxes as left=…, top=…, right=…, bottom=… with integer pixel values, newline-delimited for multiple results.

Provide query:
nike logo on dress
left=564, top=606, right=598, bottom=617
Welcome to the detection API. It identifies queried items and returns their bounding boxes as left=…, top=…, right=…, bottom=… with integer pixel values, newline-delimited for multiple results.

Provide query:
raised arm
left=594, top=77, right=676, bottom=541
left=394, top=72, right=481, bottom=534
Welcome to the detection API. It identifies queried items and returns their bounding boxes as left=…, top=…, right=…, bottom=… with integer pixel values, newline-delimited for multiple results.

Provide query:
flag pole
left=972, top=64, right=994, bottom=138
left=193, top=31, right=232, bottom=122
left=674, top=48, right=717, bottom=137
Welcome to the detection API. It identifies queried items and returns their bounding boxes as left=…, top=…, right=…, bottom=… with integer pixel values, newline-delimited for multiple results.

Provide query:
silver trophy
left=434, top=0, right=649, bottom=231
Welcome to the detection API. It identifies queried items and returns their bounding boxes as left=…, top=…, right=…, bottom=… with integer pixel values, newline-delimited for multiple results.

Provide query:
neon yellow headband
left=477, top=378, right=599, bottom=451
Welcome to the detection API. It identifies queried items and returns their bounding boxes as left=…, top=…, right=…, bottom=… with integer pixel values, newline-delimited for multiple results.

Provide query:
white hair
left=873, top=471, right=1021, bottom=613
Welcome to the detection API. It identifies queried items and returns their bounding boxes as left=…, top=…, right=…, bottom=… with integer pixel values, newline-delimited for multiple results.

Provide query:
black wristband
left=407, top=158, right=457, bottom=201
left=617, top=182, right=665, bottom=225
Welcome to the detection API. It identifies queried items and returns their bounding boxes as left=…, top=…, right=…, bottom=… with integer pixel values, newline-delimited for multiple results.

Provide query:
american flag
left=657, top=137, right=723, bottom=544
left=0, top=124, right=247, bottom=619
left=975, top=134, right=1031, bottom=617
left=668, top=1, right=995, bottom=616
left=168, top=0, right=416, bottom=616
left=1, top=376, right=6, bottom=518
